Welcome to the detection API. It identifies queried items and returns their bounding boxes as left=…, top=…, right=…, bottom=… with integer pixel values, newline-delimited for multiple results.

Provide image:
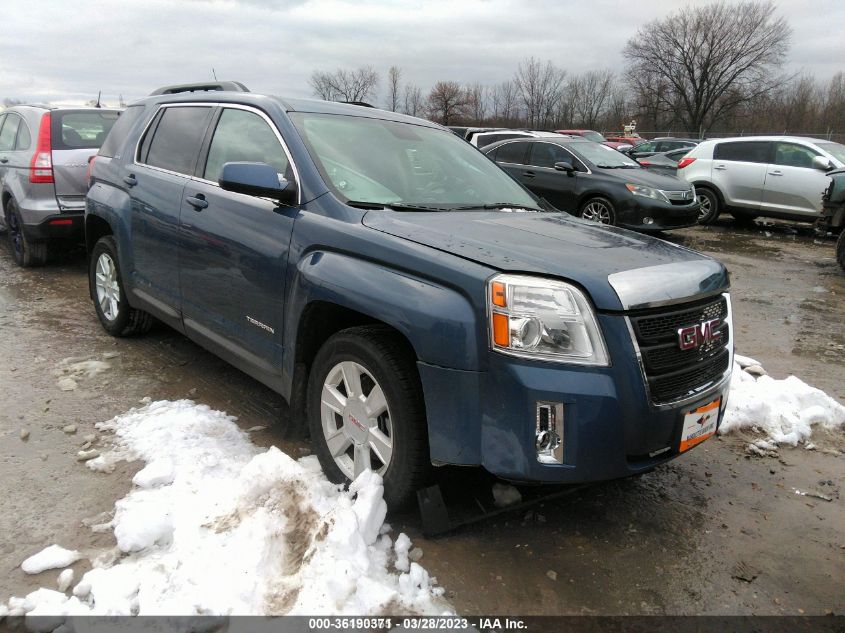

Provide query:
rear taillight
left=639, top=160, right=651, bottom=166
left=29, top=112, right=53, bottom=183
left=86, top=155, right=97, bottom=189
left=677, top=157, right=696, bottom=169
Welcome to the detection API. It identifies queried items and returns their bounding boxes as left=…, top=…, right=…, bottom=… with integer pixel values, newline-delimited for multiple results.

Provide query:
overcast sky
left=2, top=0, right=844, bottom=107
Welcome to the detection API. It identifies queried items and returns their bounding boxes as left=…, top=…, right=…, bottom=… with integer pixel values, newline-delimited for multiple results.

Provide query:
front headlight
left=625, top=183, right=669, bottom=203
left=488, top=274, right=609, bottom=366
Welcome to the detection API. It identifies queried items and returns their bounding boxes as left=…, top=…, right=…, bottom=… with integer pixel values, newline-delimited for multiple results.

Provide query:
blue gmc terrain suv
left=86, top=82, right=734, bottom=507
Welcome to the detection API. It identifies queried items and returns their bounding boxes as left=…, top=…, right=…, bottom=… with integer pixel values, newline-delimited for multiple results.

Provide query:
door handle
left=523, top=171, right=536, bottom=178
left=123, top=175, right=137, bottom=187
left=768, top=170, right=783, bottom=176
left=714, top=165, right=727, bottom=170
left=0, top=158, right=8, bottom=164
left=186, top=194, right=208, bottom=210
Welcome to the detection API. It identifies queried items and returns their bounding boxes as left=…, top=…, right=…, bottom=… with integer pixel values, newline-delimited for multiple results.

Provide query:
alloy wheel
left=581, top=200, right=612, bottom=224
left=320, top=360, right=394, bottom=480
left=95, top=252, right=121, bottom=321
left=697, top=193, right=712, bottom=221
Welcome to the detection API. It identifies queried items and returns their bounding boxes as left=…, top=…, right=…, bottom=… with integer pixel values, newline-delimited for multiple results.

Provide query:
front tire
left=307, top=325, right=430, bottom=509
left=696, top=187, right=720, bottom=225
left=89, top=236, right=154, bottom=337
left=6, top=200, right=47, bottom=267
left=579, top=197, right=616, bottom=226
left=836, top=230, right=845, bottom=272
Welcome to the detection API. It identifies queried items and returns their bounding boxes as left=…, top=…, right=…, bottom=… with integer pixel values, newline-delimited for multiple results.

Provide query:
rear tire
left=836, top=230, right=845, bottom=272
left=89, top=236, right=154, bottom=337
left=6, top=200, right=47, bottom=267
left=307, top=325, right=430, bottom=509
left=696, top=187, right=720, bottom=225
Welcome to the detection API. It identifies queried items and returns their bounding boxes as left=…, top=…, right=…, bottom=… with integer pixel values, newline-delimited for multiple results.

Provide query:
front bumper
left=418, top=311, right=731, bottom=483
left=617, top=197, right=700, bottom=231
left=22, top=213, right=84, bottom=242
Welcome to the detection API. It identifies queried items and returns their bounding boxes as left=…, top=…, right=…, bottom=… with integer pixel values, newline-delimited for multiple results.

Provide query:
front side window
left=140, top=106, right=213, bottom=175
left=713, top=141, right=771, bottom=164
left=0, top=114, right=20, bottom=152
left=773, top=142, right=819, bottom=168
left=204, top=108, right=289, bottom=183
left=528, top=142, right=575, bottom=169
left=290, top=112, right=538, bottom=208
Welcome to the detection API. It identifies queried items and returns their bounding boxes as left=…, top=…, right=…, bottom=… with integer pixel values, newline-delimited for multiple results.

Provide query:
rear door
left=51, top=110, right=120, bottom=212
left=179, top=105, right=297, bottom=380
left=129, top=104, right=214, bottom=317
left=711, top=141, right=771, bottom=210
left=761, top=141, right=829, bottom=217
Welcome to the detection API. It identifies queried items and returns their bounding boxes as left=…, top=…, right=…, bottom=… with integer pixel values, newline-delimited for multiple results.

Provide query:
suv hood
left=363, top=211, right=728, bottom=311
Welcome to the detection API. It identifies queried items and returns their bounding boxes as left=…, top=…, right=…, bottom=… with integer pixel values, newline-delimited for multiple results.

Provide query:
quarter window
left=99, top=105, right=145, bottom=158
left=15, top=120, right=31, bottom=151
left=203, top=109, right=289, bottom=184
left=141, top=106, right=213, bottom=175
left=773, top=142, right=819, bottom=169
left=713, top=141, right=771, bottom=164
left=0, top=114, right=21, bottom=152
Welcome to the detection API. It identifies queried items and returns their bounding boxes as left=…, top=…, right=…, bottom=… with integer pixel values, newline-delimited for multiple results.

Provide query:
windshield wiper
left=345, top=200, right=451, bottom=212
left=450, top=202, right=543, bottom=212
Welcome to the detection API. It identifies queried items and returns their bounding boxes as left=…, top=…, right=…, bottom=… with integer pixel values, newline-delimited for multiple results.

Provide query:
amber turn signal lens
left=491, top=281, right=507, bottom=307
left=492, top=313, right=509, bottom=346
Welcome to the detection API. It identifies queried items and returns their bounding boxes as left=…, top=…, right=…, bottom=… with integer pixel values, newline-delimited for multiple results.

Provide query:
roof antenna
left=212, top=68, right=218, bottom=81
left=95, top=90, right=102, bottom=108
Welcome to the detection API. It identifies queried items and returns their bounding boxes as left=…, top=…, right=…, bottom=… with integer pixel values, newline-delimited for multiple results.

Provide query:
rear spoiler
left=149, top=81, right=249, bottom=96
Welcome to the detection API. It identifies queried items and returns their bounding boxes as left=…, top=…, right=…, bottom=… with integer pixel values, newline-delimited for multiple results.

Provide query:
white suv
left=677, top=136, right=845, bottom=224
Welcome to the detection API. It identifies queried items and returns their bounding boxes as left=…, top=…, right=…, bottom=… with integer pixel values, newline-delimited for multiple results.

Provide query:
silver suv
left=0, top=105, right=120, bottom=266
left=677, top=136, right=845, bottom=224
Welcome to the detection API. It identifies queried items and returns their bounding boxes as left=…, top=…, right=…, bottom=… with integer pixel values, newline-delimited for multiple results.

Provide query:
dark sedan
left=635, top=147, right=694, bottom=176
left=626, top=137, right=700, bottom=159
left=484, top=137, right=700, bottom=231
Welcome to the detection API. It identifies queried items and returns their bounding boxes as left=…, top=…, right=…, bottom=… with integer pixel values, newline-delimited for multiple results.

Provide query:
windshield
left=582, top=131, right=606, bottom=143
left=571, top=141, right=640, bottom=168
left=817, top=142, right=845, bottom=165
left=289, top=113, right=540, bottom=210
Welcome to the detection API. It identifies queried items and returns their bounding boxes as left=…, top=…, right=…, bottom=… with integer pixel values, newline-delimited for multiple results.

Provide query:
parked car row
left=2, top=82, right=738, bottom=508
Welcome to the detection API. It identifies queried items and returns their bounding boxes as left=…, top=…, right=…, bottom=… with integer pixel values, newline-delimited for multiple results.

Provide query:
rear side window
left=0, top=114, right=20, bottom=152
left=99, top=105, right=145, bottom=158
left=203, top=108, right=289, bottom=183
left=51, top=111, right=120, bottom=150
left=713, top=141, right=771, bottom=164
left=140, top=106, right=213, bottom=175
left=493, top=141, right=530, bottom=164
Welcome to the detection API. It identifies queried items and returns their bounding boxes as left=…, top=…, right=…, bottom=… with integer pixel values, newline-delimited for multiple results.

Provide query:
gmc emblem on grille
left=678, top=318, right=722, bottom=350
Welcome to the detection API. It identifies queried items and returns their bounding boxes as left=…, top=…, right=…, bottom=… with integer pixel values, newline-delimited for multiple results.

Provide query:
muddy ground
left=0, top=218, right=843, bottom=615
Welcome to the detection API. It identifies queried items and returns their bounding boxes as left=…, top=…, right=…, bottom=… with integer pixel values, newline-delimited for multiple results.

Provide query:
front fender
left=285, top=250, right=481, bottom=375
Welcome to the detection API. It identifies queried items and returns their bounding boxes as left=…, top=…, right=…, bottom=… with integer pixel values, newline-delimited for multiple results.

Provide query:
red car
left=555, top=129, right=633, bottom=151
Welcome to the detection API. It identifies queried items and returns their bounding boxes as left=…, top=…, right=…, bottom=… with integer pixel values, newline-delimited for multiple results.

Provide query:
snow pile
left=721, top=356, right=845, bottom=446
left=5, top=400, right=448, bottom=617
left=20, top=546, right=82, bottom=575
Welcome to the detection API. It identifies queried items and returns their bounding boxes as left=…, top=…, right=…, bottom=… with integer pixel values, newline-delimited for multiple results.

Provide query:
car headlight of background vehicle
left=625, top=183, right=669, bottom=203
left=488, top=274, right=609, bottom=366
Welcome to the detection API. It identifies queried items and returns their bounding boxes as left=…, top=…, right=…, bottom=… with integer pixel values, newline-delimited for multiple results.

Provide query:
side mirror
left=812, top=156, right=833, bottom=172
left=554, top=161, right=575, bottom=175
left=219, top=162, right=297, bottom=205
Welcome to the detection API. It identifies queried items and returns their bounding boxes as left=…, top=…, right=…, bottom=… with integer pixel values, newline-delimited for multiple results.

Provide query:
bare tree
left=427, top=81, right=466, bottom=125
left=623, top=0, right=791, bottom=136
left=2, top=97, right=23, bottom=108
left=572, top=70, right=615, bottom=129
left=490, top=80, right=520, bottom=126
left=309, top=66, right=380, bottom=103
left=514, top=57, right=565, bottom=129
left=403, top=83, right=424, bottom=117
left=465, top=82, right=488, bottom=124
left=386, top=66, right=402, bottom=112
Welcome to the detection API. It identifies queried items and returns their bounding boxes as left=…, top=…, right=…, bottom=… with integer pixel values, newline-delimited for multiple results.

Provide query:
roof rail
left=149, top=81, right=250, bottom=96
left=341, top=101, right=375, bottom=108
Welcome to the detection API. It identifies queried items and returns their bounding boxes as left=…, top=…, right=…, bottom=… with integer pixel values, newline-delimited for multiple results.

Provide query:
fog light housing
left=536, top=402, right=564, bottom=464
left=643, top=217, right=654, bottom=225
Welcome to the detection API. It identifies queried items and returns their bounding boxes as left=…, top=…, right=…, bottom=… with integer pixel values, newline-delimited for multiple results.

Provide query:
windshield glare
left=289, top=113, right=539, bottom=209
left=817, top=142, right=845, bottom=165
left=572, top=141, right=639, bottom=168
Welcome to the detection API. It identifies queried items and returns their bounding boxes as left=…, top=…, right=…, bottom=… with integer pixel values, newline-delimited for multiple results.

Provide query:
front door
left=761, top=141, right=830, bottom=217
left=524, top=142, right=582, bottom=213
left=179, top=106, right=297, bottom=382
